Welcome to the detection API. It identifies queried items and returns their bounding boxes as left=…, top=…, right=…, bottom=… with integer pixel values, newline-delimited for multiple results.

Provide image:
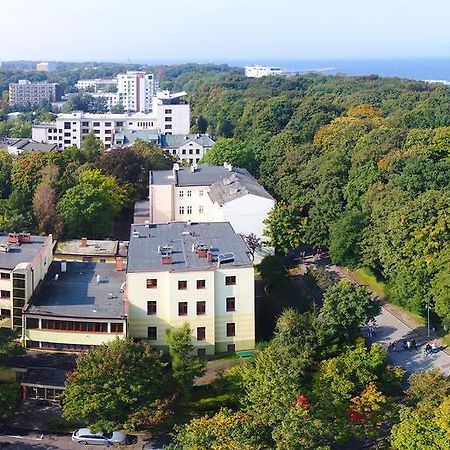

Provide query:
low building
left=54, top=237, right=127, bottom=263
left=23, top=261, right=127, bottom=351
left=9, top=80, right=61, bottom=108
left=36, top=61, right=57, bottom=72
left=75, top=78, right=118, bottom=92
left=0, top=233, right=53, bottom=333
left=126, top=222, right=255, bottom=355
left=160, top=134, right=215, bottom=164
left=0, top=138, right=58, bottom=155
left=149, top=163, right=275, bottom=240
left=244, top=65, right=283, bottom=78
left=113, top=130, right=159, bottom=147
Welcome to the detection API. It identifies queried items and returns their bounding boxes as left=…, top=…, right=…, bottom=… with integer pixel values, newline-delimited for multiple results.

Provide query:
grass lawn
left=349, top=268, right=386, bottom=298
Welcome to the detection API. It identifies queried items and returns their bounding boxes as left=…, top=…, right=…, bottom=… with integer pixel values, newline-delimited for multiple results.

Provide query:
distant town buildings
left=36, top=61, right=56, bottom=72
left=9, top=80, right=61, bottom=107
left=75, top=78, right=118, bottom=92
left=126, top=222, right=255, bottom=355
left=244, top=65, right=283, bottom=78
left=160, top=134, right=216, bottom=164
left=149, top=163, right=275, bottom=240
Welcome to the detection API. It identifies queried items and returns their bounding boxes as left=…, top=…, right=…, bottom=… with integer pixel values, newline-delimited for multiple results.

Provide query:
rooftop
left=114, top=129, right=159, bottom=145
left=127, top=222, right=252, bottom=273
left=0, top=138, right=58, bottom=153
left=55, top=239, right=119, bottom=257
left=160, top=134, right=215, bottom=148
left=133, top=200, right=150, bottom=225
left=0, top=234, right=49, bottom=271
left=25, top=261, right=126, bottom=319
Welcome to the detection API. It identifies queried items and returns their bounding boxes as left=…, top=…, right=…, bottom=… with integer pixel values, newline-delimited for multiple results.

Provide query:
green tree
left=81, top=131, right=104, bottom=162
left=166, top=324, right=205, bottom=391
left=0, top=382, right=21, bottom=418
left=62, top=338, right=173, bottom=432
left=0, top=149, right=13, bottom=199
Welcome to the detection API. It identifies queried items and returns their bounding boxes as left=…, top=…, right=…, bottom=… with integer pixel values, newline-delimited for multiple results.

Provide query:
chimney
left=207, top=251, right=213, bottom=263
left=81, top=237, right=88, bottom=247
left=115, top=257, right=124, bottom=271
left=198, top=247, right=207, bottom=258
left=161, top=254, right=172, bottom=265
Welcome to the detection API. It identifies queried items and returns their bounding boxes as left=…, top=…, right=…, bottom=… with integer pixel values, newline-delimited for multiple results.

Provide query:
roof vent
left=132, top=230, right=140, bottom=238
left=158, top=244, right=173, bottom=254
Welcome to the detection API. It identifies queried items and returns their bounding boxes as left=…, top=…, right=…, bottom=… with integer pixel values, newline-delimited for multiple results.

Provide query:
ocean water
left=228, top=58, right=450, bottom=82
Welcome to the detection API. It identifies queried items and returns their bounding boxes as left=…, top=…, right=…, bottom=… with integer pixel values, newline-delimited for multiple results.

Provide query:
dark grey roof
left=208, top=171, right=274, bottom=205
left=127, top=222, right=252, bottom=272
left=0, top=234, right=48, bottom=270
left=114, top=130, right=159, bottom=146
left=0, top=138, right=58, bottom=152
left=151, top=163, right=251, bottom=187
left=160, top=134, right=215, bottom=148
left=133, top=200, right=150, bottom=224
left=25, top=261, right=126, bottom=319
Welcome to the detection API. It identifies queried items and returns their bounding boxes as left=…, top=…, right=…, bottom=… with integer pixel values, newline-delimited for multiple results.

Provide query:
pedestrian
left=431, top=341, right=438, bottom=353
left=411, top=339, right=417, bottom=350
left=392, top=341, right=397, bottom=352
left=388, top=341, right=393, bottom=352
left=402, top=340, right=408, bottom=351
left=406, top=340, right=412, bottom=351
left=425, top=343, right=432, bottom=355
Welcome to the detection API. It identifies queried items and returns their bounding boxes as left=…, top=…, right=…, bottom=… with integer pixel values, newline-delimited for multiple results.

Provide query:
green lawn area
left=349, top=268, right=386, bottom=298
left=0, top=317, right=12, bottom=328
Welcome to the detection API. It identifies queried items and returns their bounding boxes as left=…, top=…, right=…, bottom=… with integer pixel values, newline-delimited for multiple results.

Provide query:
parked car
left=72, top=428, right=129, bottom=445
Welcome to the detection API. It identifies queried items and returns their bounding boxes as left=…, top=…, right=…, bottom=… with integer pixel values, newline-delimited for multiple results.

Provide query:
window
left=186, top=206, right=192, bottom=215
left=178, top=280, right=187, bottom=290
left=165, top=116, right=172, bottom=122
left=179, top=190, right=184, bottom=197
left=82, top=121, right=89, bottom=127
left=165, top=109, right=172, bottom=114
left=196, top=301, right=206, bottom=315
left=64, top=122, right=71, bottom=129
left=147, top=301, right=157, bottom=315
left=226, top=323, right=236, bottom=337
left=187, top=190, right=192, bottom=197
left=199, top=205, right=204, bottom=214
left=197, top=279, right=206, bottom=289
left=147, top=326, right=157, bottom=340
left=64, top=140, right=71, bottom=145
left=82, top=128, right=89, bottom=134
left=116, top=121, right=124, bottom=127
left=182, top=149, right=186, bottom=155
left=179, top=206, right=185, bottom=215
left=196, top=149, right=200, bottom=154
left=225, top=276, right=236, bottom=286
left=111, top=323, right=124, bottom=333
left=165, top=124, right=172, bottom=130
left=0, top=273, right=10, bottom=280
left=105, top=122, right=112, bottom=127
left=104, top=129, right=111, bottom=134
left=197, top=327, right=206, bottom=341
left=227, top=344, right=236, bottom=353
left=0, top=290, right=9, bottom=298
left=178, top=302, right=188, bottom=316
left=226, top=297, right=236, bottom=312
left=93, top=122, right=100, bottom=127
left=64, top=132, right=70, bottom=137
left=199, top=190, right=204, bottom=197
left=146, top=278, right=157, bottom=288
left=189, top=149, right=193, bottom=155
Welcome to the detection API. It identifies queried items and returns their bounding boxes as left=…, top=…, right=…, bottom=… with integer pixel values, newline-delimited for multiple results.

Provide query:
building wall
left=126, top=265, right=255, bottom=354
left=156, top=103, right=190, bottom=135
left=25, top=329, right=122, bottom=347
left=150, top=183, right=173, bottom=223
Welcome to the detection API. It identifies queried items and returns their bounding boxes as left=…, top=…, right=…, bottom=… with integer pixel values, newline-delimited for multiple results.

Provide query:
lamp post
left=427, top=301, right=431, bottom=338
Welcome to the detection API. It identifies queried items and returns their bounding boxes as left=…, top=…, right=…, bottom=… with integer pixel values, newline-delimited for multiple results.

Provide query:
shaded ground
left=194, top=358, right=241, bottom=385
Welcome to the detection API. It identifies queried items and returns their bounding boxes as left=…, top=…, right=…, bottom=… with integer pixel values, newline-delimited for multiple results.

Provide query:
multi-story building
left=152, top=90, right=190, bottom=135
left=9, top=80, right=61, bottom=107
left=160, top=134, right=215, bottom=164
left=149, top=163, right=275, bottom=240
left=36, top=61, right=56, bottom=72
left=117, top=71, right=155, bottom=113
left=0, top=233, right=53, bottom=335
left=126, top=222, right=255, bottom=355
left=75, top=78, right=117, bottom=92
left=244, top=65, right=283, bottom=78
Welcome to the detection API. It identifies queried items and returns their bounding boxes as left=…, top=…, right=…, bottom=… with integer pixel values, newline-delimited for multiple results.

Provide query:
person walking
left=425, top=343, right=432, bottom=356
left=411, top=339, right=417, bottom=350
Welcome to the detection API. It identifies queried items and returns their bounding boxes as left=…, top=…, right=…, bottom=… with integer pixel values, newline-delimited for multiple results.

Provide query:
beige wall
left=150, top=183, right=174, bottom=223
left=126, top=265, right=255, bottom=354
left=25, top=329, right=123, bottom=346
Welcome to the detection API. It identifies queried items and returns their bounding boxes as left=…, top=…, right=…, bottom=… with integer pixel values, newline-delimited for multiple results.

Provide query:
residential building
left=0, top=138, right=58, bottom=155
left=9, top=80, right=61, bottom=107
left=91, top=92, right=120, bottom=110
left=113, top=130, right=159, bottom=147
left=75, top=78, right=117, bottom=92
left=160, top=134, right=215, bottom=163
left=152, top=90, right=190, bottom=135
left=36, top=61, right=56, bottom=72
left=149, top=164, right=275, bottom=240
left=23, top=261, right=127, bottom=351
left=126, top=222, right=255, bottom=355
left=0, top=233, right=53, bottom=334
left=117, top=71, right=155, bottom=113
left=244, top=65, right=283, bottom=78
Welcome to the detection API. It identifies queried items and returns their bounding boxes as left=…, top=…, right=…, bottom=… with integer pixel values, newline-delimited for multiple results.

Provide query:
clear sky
left=2, top=0, right=450, bottom=62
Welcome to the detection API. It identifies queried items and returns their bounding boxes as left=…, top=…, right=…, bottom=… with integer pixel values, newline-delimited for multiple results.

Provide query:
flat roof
left=55, top=239, right=119, bottom=257
left=0, top=234, right=49, bottom=271
left=127, top=222, right=252, bottom=273
left=25, top=261, right=126, bottom=319
left=133, top=201, right=150, bottom=224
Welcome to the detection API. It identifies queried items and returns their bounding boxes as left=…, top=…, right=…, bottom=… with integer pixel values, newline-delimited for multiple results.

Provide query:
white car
left=72, top=428, right=129, bottom=446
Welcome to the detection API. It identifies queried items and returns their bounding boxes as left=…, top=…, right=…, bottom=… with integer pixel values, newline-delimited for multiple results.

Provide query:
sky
left=2, top=0, right=450, bottom=63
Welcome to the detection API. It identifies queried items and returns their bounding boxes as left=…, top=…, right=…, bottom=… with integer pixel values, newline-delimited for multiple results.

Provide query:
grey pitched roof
left=160, top=134, right=215, bottom=148
left=0, top=234, right=48, bottom=270
left=25, top=261, right=126, bottom=319
left=127, top=222, right=252, bottom=273
left=114, top=130, right=159, bottom=145
left=208, top=171, right=274, bottom=205
left=151, top=163, right=250, bottom=187
left=0, top=138, right=58, bottom=152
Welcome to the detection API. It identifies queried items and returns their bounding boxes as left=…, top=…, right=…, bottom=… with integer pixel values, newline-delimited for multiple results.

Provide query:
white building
left=117, top=71, right=155, bottom=113
left=75, top=78, right=118, bottom=92
left=152, top=90, right=190, bottom=135
left=160, top=134, right=215, bottom=164
left=36, top=62, right=56, bottom=72
left=126, top=222, right=255, bottom=355
left=244, top=65, right=283, bottom=78
left=91, top=92, right=121, bottom=110
left=149, top=163, right=275, bottom=241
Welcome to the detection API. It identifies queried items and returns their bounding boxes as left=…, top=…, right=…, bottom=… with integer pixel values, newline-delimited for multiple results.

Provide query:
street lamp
left=427, top=301, right=431, bottom=338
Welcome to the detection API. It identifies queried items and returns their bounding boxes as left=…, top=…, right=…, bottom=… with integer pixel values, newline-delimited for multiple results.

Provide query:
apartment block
left=75, top=78, right=117, bottom=92
left=126, top=222, right=255, bottom=355
left=117, top=71, right=155, bottom=113
left=0, top=233, right=53, bottom=334
left=149, top=163, right=275, bottom=240
left=9, top=80, right=61, bottom=107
